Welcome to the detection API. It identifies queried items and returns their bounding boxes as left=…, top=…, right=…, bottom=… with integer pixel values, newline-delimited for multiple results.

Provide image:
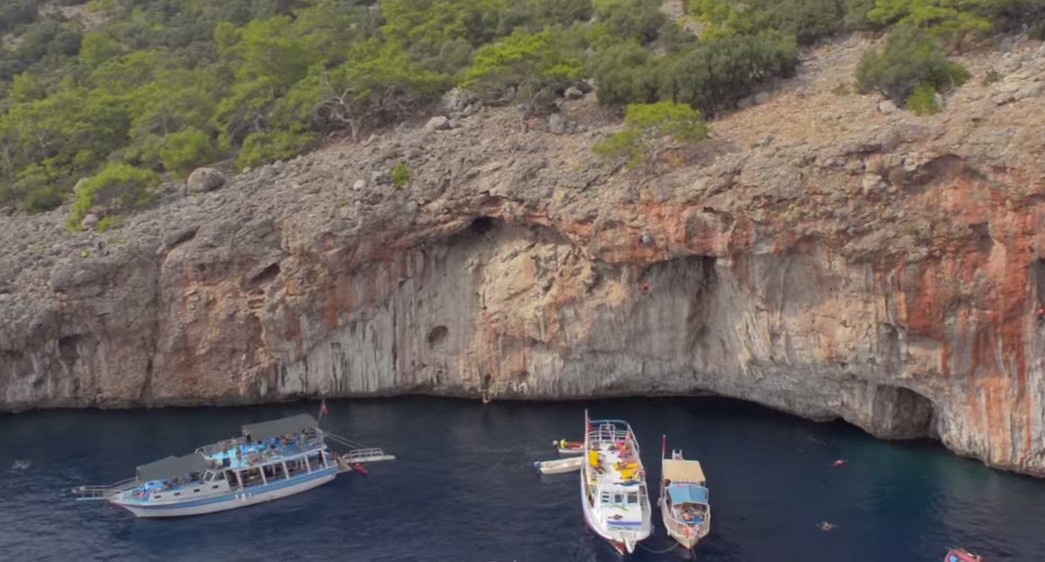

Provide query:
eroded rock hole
left=470, top=216, right=499, bottom=235
left=251, top=263, right=281, bottom=285
left=58, top=334, right=83, bottom=365
left=1034, top=259, right=1045, bottom=310
left=427, top=325, right=449, bottom=348
left=870, top=384, right=936, bottom=440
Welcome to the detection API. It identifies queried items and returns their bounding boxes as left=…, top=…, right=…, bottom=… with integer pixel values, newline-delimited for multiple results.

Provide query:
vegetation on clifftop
left=0, top=0, right=1042, bottom=217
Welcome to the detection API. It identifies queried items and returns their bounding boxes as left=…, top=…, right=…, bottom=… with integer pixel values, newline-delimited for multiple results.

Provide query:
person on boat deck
left=560, top=439, right=567, bottom=449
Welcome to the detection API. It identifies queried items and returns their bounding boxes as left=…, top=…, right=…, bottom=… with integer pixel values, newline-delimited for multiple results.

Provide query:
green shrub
left=236, top=130, right=315, bottom=171
left=589, top=41, right=661, bottom=106
left=856, top=26, right=969, bottom=104
left=660, top=31, right=798, bottom=111
left=593, top=0, right=667, bottom=45
left=96, top=216, right=120, bottom=232
left=159, top=127, right=220, bottom=178
left=392, top=161, right=411, bottom=189
left=867, top=0, right=992, bottom=52
left=68, top=163, right=159, bottom=230
left=906, top=82, right=940, bottom=114
left=460, top=29, right=584, bottom=103
left=1030, top=22, right=1045, bottom=41
left=593, top=101, right=709, bottom=171
left=843, top=0, right=881, bottom=30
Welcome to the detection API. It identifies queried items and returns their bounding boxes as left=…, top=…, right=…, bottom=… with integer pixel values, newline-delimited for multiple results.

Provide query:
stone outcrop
left=3, top=37, right=1045, bottom=476
left=185, top=167, right=226, bottom=194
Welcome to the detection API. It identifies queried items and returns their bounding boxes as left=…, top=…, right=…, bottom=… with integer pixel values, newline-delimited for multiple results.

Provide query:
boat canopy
left=243, top=413, right=318, bottom=441
left=663, top=459, right=706, bottom=484
left=666, top=483, right=709, bottom=505
left=136, top=452, right=209, bottom=482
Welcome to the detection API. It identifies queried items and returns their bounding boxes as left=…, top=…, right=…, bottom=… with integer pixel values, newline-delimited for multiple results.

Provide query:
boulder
left=186, top=167, right=226, bottom=194
left=878, top=99, right=898, bottom=114
left=754, top=92, right=771, bottom=105
left=548, top=113, right=567, bottom=135
left=441, top=88, right=478, bottom=113
left=425, top=116, right=451, bottom=132
left=80, top=213, right=100, bottom=231
left=564, top=87, right=584, bottom=100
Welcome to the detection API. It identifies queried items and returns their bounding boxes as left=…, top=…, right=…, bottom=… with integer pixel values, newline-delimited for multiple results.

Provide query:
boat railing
left=71, top=478, right=136, bottom=501
left=586, top=423, right=642, bottom=458
left=339, top=447, right=391, bottom=462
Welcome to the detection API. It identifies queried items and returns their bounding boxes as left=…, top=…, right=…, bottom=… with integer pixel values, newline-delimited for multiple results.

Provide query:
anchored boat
left=72, top=413, right=391, bottom=518
left=534, top=456, right=583, bottom=475
left=553, top=439, right=585, bottom=455
left=579, top=410, right=652, bottom=554
left=659, top=436, right=710, bottom=551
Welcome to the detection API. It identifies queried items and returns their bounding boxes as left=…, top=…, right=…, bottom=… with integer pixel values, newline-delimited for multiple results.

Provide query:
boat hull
left=660, top=498, right=707, bottom=550
left=535, top=457, right=583, bottom=474
left=579, top=478, right=631, bottom=554
left=113, top=467, right=337, bottom=518
left=579, top=468, right=650, bottom=554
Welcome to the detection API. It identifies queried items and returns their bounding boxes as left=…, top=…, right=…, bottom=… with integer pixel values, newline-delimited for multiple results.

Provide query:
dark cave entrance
left=469, top=216, right=500, bottom=235
left=869, top=384, right=937, bottom=440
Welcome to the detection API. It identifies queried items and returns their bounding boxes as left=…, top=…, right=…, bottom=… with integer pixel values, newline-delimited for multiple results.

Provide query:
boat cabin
left=123, top=415, right=332, bottom=505
left=662, top=458, right=710, bottom=529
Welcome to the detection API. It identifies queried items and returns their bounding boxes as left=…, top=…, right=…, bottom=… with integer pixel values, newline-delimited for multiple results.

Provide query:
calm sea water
left=2, top=396, right=1044, bottom=562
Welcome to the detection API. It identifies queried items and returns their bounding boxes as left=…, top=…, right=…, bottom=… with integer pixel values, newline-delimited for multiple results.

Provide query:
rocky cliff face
left=3, top=36, right=1045, bottom=475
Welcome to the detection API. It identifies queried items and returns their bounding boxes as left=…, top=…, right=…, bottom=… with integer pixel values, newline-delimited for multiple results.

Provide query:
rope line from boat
left=637, top=540, right=681, bottom=554
left=323, top=431, right=370, bottom=450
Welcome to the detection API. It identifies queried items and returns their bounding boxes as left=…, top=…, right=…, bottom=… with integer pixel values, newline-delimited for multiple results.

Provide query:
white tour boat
left=579, top=410, right=652, bottom=554
left=659, top=436, right=711, bottom=551
left=73, top=413, right=372, bottom=518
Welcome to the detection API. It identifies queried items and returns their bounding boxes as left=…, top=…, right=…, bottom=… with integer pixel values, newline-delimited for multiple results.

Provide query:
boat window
left=614, top=494, right=624, bottom=504
left=600, top=492, right=611, bottom=505
left=241, top=468, right=264, bottom=487
left=627, top=493, right=638, bottom=504
left=213, top=471, right=226, bottom=481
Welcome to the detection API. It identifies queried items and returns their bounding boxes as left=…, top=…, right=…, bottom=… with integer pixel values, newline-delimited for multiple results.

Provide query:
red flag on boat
left=319, top=399, right=328, bottom=418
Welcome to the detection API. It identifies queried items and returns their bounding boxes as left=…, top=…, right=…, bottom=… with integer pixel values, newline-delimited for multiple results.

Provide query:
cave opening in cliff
left=427, top=325, right=449, bottom=348
left=870, top=384, right=937, bottom=440
left=469, top=216, right=500, bottom=235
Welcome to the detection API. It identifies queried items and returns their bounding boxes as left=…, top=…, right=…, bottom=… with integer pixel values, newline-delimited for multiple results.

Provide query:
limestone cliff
left=2, top=36, right=1045, bottom=475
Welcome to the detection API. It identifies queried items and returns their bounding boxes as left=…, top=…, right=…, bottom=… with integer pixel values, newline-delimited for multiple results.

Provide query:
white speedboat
left=659, top=436, right=710, bottom=551
left=579, top=410, right=652, bottom=554
left=534, top=456, right=583, bottom=474
left=74, top=414, right=338, bottom=518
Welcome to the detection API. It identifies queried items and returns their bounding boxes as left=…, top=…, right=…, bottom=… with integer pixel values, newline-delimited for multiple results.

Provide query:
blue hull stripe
left=122, top=467, right=337, bottom=510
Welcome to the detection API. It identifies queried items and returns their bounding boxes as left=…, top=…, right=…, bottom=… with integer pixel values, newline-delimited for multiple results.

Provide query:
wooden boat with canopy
left=659, top=435, right=710, bottom=551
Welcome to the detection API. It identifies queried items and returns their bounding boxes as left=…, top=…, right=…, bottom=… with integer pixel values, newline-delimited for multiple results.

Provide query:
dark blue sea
left=2, top=397, right=1044, bottom=562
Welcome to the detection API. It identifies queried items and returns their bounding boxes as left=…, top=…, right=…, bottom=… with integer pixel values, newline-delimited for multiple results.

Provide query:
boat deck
left=587, top=441, right=646, bottom=526
left=202, top=439, right=323, bottom=471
